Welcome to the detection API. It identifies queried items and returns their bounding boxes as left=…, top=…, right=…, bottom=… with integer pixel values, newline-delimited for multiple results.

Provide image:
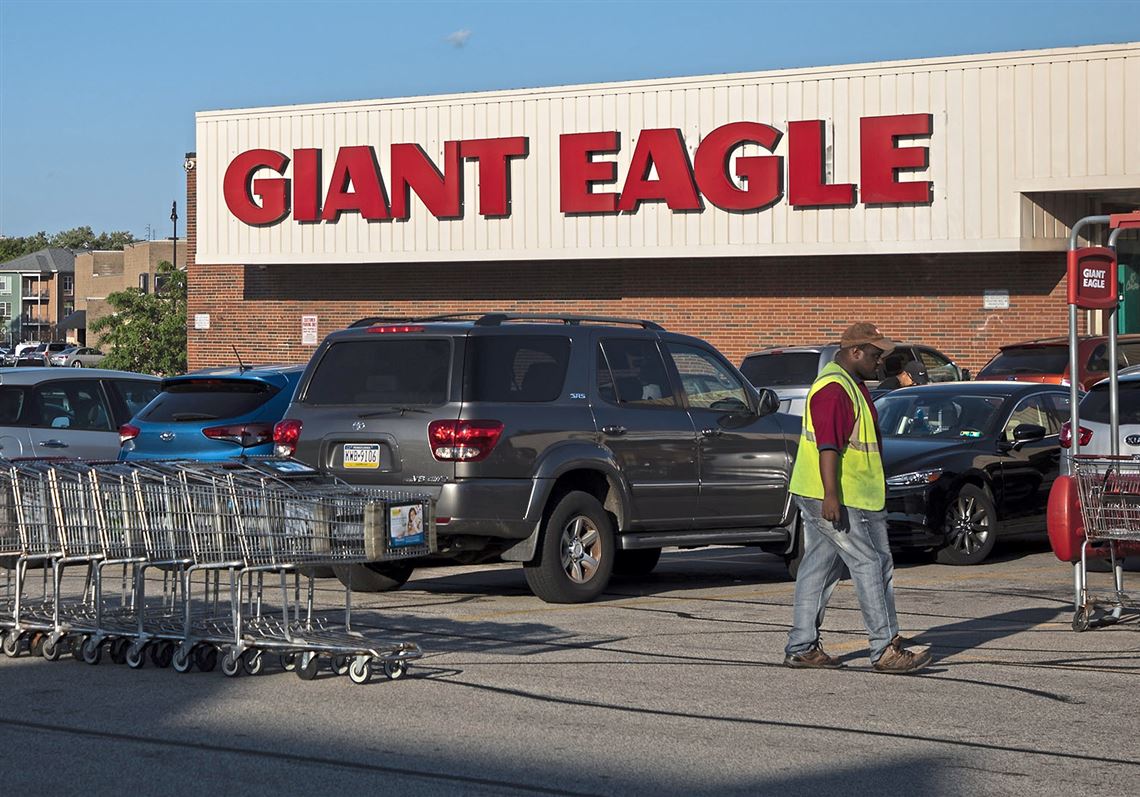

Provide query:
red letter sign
left=618, top=129, right=701, bottom=212
left=860, top=113, right=933, bottom=204
left=223, top=149, right=291, bottom=225
left=1067, top=247, right=1118, bottom=310
left=291, top=149, right=322, bottom=222
left=321, top=146, right=390, bottom=221
left=390, top=142, right=462, bottom=219
left=787, top=121, right=855, bottom=208
left=460, top=137, right=529, bottom=217
left=693, top=122, right=783, bottom=211
left=560, top=132, right=620, bottom=213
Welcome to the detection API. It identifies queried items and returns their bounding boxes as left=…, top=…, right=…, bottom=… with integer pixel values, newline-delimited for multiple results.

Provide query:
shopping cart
left=1069, top=455, right=1140, bottom=630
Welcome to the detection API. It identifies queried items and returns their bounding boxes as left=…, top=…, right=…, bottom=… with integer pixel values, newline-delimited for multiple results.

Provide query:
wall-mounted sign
left=301, top=314, right=318, bottom=346
left=222, top=114, right=932, bottom=227
left=1067, top=247, right=1118, bottom=310
left=983, top=289, right=1009, bottom=310
left=194, top=313, right=210, bottom=330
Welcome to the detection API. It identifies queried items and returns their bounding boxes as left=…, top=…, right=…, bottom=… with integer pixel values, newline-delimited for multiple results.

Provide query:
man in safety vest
left=784, top=323, right=932, bottom=673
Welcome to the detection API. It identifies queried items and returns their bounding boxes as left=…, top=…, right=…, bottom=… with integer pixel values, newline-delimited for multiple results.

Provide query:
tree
left=88, top=261, right=186, bottom=375
left=0, top=227, right=135, bottom=263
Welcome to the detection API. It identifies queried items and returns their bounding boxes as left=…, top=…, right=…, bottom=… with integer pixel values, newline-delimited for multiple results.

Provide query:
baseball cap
left=839, top=322, right=896, bottom=353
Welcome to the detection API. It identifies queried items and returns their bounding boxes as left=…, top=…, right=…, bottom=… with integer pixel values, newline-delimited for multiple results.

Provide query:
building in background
left=0, top=247, right=75, bottom=346
left=69, top=239, right=186, bottom=349
left=186, top=43, right=1140, bottom=371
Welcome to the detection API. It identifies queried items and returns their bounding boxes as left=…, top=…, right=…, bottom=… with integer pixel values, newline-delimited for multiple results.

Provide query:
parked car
left=19, top=341, right=72, bottom=368
left=1061, top=368, right=1140, bottom=457
left=976, top=335, right=1140, bottom=391
left=50, top=347, right=106, bottom=368
left=0, top=368, right=161, bottom=459
left=740, top=341, right=967, bottom=415
left=274, top=313, right=801, bottom=603
left=875, top=381, right=1070, bottom=565
left=120, top=364, right=306, bottom=461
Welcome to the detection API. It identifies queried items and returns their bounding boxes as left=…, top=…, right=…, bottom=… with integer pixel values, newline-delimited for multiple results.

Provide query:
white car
left=1064, top=368, right=1140, bottom=457
left=49, top=347, right=106, bottom=368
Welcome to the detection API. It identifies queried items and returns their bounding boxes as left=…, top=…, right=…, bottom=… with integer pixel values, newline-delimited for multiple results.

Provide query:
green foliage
left=88, top=261, right=187, bottom=376
left=0, top=227, right=135, bottom=263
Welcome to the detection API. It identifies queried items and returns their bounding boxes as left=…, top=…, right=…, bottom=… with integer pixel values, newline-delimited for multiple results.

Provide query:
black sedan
left=874, top=382, right=1070, bottom=565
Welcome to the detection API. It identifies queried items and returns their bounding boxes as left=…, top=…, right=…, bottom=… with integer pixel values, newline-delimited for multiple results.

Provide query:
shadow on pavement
left=910, top=605, right=1067, bottom=655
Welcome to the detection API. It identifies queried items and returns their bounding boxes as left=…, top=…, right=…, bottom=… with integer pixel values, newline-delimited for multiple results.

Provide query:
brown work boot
left=783, top=645, right=844, bottom=670
left=872, top=635, right=932, bottom=674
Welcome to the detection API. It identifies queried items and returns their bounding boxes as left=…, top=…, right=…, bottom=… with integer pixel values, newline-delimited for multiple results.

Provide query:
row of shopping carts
left=1066, top=456, right=1140, bottom=631
left=0, top=457, right=434, bottom=684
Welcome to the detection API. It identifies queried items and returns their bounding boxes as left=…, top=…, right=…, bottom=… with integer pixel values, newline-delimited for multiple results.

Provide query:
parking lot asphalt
left=1, top=542, right=1137, bottom=796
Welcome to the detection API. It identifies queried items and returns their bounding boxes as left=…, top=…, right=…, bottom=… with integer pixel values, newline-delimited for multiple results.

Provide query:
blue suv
left=120, top=364, right=305, bottom=461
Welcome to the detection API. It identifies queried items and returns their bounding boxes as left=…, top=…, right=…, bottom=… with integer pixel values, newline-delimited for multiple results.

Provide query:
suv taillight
left=273, top=419, right=303, bottom=457
left=428, top=420, right=504, bottom=462
left=119, top=424, right=140, bottom=445
left=203, top=422, right=275, bottom=448
left=1059, top=421, right=1093, bottom=449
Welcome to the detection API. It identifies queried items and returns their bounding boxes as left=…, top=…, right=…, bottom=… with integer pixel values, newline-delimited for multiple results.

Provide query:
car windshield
left=303, top=338, right=451, bottom=406
left=1080, top=381, right=1140, bottom=424
left=875, top=394, right=1005, bottom=439
left=140, top=379, right=280, bottom=422
left=978, top=346, right=1069, bottom=377
left=740, top=352, right=822, bottom=387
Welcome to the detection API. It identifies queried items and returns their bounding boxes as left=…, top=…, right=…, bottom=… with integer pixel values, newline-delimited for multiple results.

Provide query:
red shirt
left=808, top=380, right=881, bottom=452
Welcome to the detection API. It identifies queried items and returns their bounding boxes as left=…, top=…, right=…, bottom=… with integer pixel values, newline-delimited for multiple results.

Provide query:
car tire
left=332, top=562, right=415, bottom=592
left=72, top=361, right=82, bottom=368
left=936, top=484, right=998, bottom=565
left=613, top=547, right=661, bottom=578
left=524, top=491, right=615, bottom=603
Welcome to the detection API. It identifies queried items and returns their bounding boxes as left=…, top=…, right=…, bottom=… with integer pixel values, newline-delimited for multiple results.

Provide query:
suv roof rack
left=473, top=313, right=663, bottom=330
left=350, top=313, right=664, bottom=330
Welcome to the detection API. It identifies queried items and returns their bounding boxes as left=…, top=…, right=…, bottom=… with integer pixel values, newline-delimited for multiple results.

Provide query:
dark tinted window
left=1080, top=382, right=1140, bottom=425
left=303, top=339, right=451, bottom=406
left=141, top=379, right=280, bottom=422
left=29, top=379, right=112, bottom=431
left=465, top=335, right=570, bottom=403
left=0, top=386, right=26, bottom=425
left=740, top=352, right=822, bottom=387
left=597, top=338, right=676, bottom=408
left=977, top=346, right=1070, bottom=378
left=107, top=379, right=161, bottom=422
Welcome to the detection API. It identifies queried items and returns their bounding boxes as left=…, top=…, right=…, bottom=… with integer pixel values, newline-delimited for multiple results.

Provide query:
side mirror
left=1012, top=423, right=1046, bottom=443
left=757, top=388, right=781, bottom=417
left=961, top=368, right=972, bottom=381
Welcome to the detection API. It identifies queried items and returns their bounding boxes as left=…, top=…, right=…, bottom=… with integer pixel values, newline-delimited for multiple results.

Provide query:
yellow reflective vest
left=789, top=361, right=886, bottom=511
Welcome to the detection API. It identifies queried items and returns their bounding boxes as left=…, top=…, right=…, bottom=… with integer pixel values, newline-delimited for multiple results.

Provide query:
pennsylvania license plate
left=343, top=443, right=381, bottom=469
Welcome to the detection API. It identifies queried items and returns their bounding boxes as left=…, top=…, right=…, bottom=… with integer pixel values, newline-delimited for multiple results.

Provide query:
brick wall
left=185, top=244, right=1083, bottom=374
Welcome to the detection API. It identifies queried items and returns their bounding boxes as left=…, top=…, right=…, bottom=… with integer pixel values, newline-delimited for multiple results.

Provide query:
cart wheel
left=383, top=660, right=407, bottom=681
left=329, top=654, right=351, bottom=676
left=1072, top=609, right=1090, bottom=632
left=349, top=656, right=372, bottom=685
left=126, top=644, right=147, bottom=669
left=29, top=633, right=45, bottom=658
left=71, top=634, right=89, bottom=661
left=151, top=641, right=174, bottom=668
left=81, top=637, right=103, bottom=666
left=194, top=645, right=218, bottom=673
left=295, top=651, right=320, bottom=681
left=172, top=647, right=194, bottom=674
left=1, top=631, right=20, bottom=658
left=41, top=636, right=63, bottom=662
left=109, top=638, right=129, bottom=665
left=281, top=652, right=297, bottom=672
left=242, top=650, right=264, bottom=676
left=220, top=650, right=242, bottom=678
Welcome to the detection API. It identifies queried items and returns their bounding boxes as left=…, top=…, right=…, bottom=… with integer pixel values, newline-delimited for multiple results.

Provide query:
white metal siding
left=196, top=43, right=1140, bottom=265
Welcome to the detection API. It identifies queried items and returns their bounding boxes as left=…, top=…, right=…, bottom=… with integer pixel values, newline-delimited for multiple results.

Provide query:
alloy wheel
left=560, top=515, right=601, bottom=584
left=946, top=494, right=990, bottom=554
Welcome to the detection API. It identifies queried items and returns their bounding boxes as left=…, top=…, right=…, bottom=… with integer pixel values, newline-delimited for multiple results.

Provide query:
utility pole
left=170, top=201, right=178, bottom=271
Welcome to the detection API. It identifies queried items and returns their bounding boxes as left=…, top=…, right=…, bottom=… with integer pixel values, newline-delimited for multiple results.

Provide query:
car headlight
left=886, top=468, right=943, bottom=487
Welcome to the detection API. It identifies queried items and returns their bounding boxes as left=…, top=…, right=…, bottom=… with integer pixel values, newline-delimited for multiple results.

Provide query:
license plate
left=343, top=443, right=381, bottom=469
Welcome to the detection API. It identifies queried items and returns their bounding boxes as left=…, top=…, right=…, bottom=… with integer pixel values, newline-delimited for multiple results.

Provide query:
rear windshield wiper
left=358, top=406, right=429, bottom=418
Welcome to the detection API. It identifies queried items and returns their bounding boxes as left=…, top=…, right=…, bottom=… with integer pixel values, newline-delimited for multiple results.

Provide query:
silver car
left=0, top=368, right=160, bottom=459
left=50, top=347, right=106, bottom=368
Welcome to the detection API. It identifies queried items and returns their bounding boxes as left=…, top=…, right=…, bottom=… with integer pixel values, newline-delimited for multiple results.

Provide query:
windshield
left=740, top=352, right=822, bottom=387
left=303, top=338, right=451, bottom=406
left=1081, top=381, right=1140, bottom=424
left=978, top=346, right=1068, bottom=377
left=140, top=379, right=279, bottom=422
left=875, top=394, right=1005, bottom=440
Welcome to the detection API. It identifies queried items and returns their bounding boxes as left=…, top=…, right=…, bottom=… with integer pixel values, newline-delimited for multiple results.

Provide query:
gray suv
left=276, top=314, right=801, bottom=603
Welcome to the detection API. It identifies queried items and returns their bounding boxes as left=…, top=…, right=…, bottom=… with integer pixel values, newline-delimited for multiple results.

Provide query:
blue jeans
left=785, top=495, right=900, bottom=663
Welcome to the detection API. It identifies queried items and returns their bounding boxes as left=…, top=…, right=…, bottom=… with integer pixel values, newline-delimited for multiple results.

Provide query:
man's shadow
left=907, top=605, right=1068, bottom=655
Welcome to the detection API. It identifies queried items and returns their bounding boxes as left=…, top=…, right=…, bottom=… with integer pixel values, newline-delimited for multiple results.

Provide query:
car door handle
left=601, top=425, right=627, bottom=436
left=701, top=428, right=723, bottom=438
left=39, top=440, right=68, bottom=448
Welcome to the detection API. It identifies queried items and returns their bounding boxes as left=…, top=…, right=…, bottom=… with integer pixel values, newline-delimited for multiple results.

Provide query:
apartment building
left=0, top=247, right=76, bottom=347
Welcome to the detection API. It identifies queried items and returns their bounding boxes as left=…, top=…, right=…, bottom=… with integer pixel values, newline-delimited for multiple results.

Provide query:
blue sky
left=1, top=0, right=1137, bottom=239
